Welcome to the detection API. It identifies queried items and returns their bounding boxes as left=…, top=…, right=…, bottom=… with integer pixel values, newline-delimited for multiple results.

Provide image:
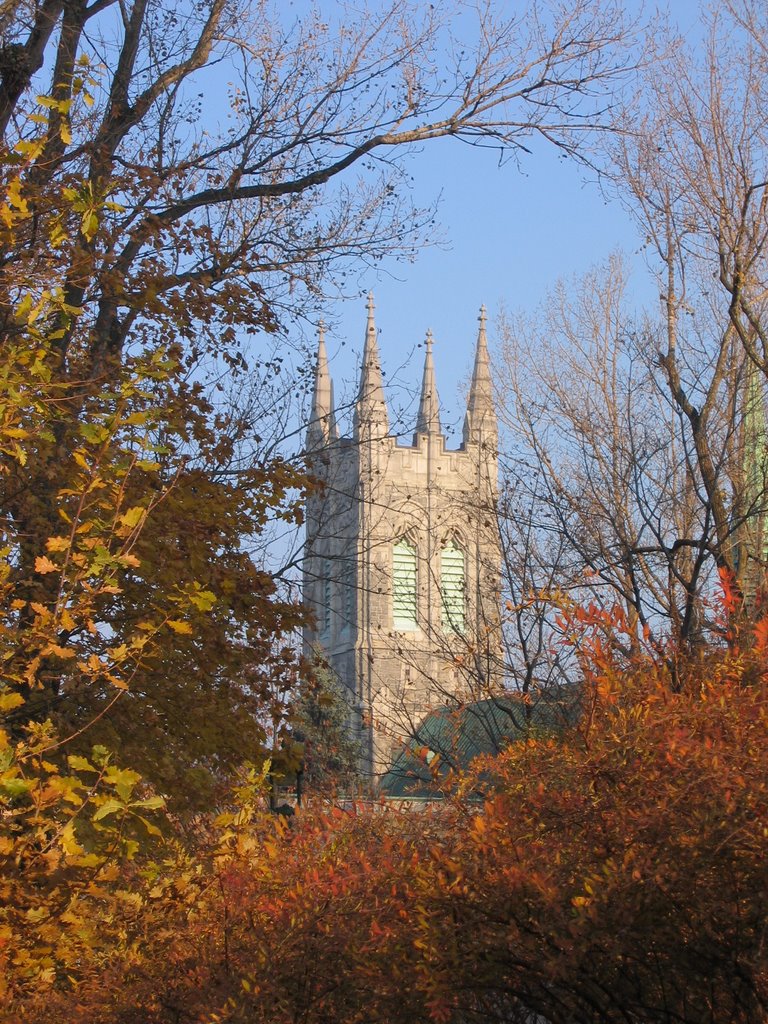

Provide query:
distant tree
left=476, top=3, right=768, bottom=692
left=495, top=254, right=719, bottom=655
left=607, top=0, right=768, bottom=592
left=291, top=659, right=361, bottom=798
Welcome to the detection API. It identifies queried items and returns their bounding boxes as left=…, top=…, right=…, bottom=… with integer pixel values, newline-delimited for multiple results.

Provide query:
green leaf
left=1, top=777, right=33, bottom=799
left=104, top=766, right=141, bottom=802
left=92, top=798, right=124, bottom=821
left=134, top=795, right=165, bottom=811
left=79, top=422, right=109, bottom=444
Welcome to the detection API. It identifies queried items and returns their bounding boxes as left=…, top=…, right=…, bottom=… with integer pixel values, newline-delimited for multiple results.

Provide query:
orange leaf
left=754, top=615, right=768, bottom=656
left=34, top=555, right=58, bottom=574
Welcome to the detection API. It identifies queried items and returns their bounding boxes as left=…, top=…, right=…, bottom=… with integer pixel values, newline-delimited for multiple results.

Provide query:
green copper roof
left=380, top=690, right=579, bottom=800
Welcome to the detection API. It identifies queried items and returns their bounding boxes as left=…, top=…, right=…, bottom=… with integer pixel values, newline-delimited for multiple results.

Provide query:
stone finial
left=463, top=304, right=497, bottom=446
left=354, top=291, right=389, bottom=437
left=415, top=328, right=442, bottom=438
left=307, top=319, right=335, bottom=448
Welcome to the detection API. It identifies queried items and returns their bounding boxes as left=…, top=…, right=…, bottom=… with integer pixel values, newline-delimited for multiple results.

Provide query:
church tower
left=303, top=296, right=502, bottom=782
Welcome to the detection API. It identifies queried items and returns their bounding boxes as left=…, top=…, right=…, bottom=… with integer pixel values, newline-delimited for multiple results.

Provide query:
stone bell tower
left=303, top=295, right=501, bottom=782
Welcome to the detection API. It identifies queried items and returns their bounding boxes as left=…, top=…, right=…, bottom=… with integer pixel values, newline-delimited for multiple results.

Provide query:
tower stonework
left=303, top=296, right=502, bottom=783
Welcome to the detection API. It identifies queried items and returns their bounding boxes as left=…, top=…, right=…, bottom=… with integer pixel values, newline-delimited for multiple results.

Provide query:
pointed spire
left=307, top=320, right=335, bottom=448
left=463, top=304, right=497, bottom=446
left=354, top=292, right=389, bottom=437
left=415, top=328, right=442, bottom=439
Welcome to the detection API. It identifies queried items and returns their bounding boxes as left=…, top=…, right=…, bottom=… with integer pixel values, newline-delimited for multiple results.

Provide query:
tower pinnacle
left=354, top=291, right=389, bottom=437
left=463, top=304, right=497, bottom=447
left=307, top=319, right=335, bottom=448
left=415, top=328, right=442, bottom=438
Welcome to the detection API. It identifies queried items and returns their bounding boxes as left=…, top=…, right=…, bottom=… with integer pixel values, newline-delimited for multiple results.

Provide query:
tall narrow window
left=342, top=558, right=356, bottom=630
left=392, top=538, right=417, bottom=630
left=322, top=558, right=332, bottom=634
left=441, top=540, right=465, bottom=632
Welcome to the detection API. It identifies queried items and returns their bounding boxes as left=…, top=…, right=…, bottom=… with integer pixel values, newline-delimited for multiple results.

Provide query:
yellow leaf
left=14, top=137, right=45, bottom=160
left=40, top=643, right=75, bottom=659
left=0, top=692, right=24, bottom=713
left=46, top=536, right=70, bottom=553
left=59, top=608, right=76, bottom=631
left=67, top=754, right=95, bottom=772
left=6, top=178, right=28, bottom=215
left=60, top=821, right=83, bottom=857
left=167, top=619, right=193, bottom=635
left=81, top=211, right=98, bottom=241
left=119, top=506, right=145, bottom=529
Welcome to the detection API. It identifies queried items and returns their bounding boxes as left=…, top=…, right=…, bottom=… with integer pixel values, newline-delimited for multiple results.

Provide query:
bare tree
left=607, top=0, right=768, bottom=591
left=1, top=0, right=635, bottom=371
left=494, top=254, right=730, bottom=652
left=486, top=2, right=768, bottom=662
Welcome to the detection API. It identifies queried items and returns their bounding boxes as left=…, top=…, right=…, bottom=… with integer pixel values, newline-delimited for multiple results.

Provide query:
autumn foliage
left=1, top=3, right=767, bottom=1022
left=13, top=595, right=764, bottom=1024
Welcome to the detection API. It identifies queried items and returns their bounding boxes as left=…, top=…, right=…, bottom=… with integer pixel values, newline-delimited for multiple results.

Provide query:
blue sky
left=322, top=132, right=646, bottom=441
left=312, top=1, right=705, bottom=443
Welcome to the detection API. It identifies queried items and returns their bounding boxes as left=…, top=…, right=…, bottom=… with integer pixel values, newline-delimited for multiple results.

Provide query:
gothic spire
left=415, top=328, right=442, bottom=438
left=463, top=304, right=497, bottom=446
left=307, top=320, right=334, bottom=447
left=354, top=292, right=389, bottom=437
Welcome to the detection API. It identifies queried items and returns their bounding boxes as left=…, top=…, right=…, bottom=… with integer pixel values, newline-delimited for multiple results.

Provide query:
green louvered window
left=441, top=540, right=465, bottom=632
left=393, top=538, right=417, bottom=630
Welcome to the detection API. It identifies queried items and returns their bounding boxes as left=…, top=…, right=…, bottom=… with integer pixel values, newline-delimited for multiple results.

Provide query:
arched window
left=441, top=539, right=465, bottom=632
left=392, top=537, right=418, bottom=630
